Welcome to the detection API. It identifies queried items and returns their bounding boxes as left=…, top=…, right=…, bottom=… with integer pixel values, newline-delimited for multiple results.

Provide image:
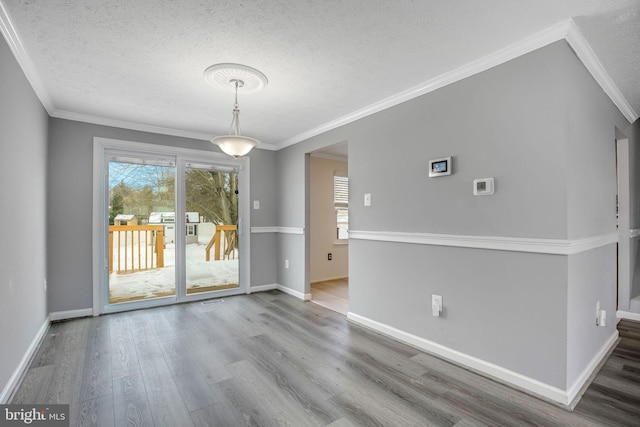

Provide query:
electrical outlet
left=285, top=259, right=289, bottom=269
left=596, top=301, right=601, bottom=326
left=328, top=253, right=332, bottom=261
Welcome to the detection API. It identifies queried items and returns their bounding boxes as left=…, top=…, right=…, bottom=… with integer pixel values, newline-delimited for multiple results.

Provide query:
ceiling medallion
left=204, top=63, right=268, bottom=94
left=205, top=63, right=268, bottom=158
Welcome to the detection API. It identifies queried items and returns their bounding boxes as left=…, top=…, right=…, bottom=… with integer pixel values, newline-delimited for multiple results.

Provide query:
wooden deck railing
left=206, top=225, right=237, bottom=261
left=109, top=225, right=164, bottom=274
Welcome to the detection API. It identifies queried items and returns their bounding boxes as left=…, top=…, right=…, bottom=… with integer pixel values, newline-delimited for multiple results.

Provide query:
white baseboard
left=276, top=284, right=311, bottom=301
left=617, top=310, right=640, bottom=322
left=346, top=312, right=613, bottom=407
left=0, top=319, right=49, bottom=403
left=566, top=331, right=619, bottom=408
left=49, top=308, right=93, bottom=321
left=247, top=284, right=278, bottom=293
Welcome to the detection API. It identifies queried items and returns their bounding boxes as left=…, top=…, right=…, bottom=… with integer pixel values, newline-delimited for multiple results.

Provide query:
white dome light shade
left=211, top=135, right=258, bottom=158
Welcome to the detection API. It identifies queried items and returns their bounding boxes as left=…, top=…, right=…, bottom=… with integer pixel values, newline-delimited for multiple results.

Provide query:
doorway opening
left=308, top=142, right=349, bottom=314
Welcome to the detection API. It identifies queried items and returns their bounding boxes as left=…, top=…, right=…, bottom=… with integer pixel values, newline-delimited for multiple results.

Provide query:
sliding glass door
left=95, top=140, right=248, bottom=314
left=184, top=162, right=240, bottom=295
left=107, top=157, right=176, bottom=304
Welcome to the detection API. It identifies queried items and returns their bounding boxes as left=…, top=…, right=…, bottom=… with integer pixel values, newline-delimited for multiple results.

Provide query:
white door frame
left=92, top=137, right=251, bottom=315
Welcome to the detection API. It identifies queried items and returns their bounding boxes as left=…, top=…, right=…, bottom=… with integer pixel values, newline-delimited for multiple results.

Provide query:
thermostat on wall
left=473, top=178, right=494, bottom=195
left=429, top=157, right=452, bottom=177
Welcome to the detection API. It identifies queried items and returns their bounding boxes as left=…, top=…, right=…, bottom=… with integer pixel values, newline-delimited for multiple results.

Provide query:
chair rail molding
left=348, top=230, right=618, bottom=255
left=251, top=226, right=305, bottom=235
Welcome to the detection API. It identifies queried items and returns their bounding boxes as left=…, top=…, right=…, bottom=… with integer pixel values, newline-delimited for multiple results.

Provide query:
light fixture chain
left=234, top=80, right=239, bottom=109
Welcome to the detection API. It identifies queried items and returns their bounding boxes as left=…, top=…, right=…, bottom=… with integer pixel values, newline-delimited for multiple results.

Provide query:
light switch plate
left=432, top=294, right=443, bottom=308
left=432, top=294, right=443, bottom=316
left=253, top=200, right=260, bottom=210
left=364, top=193, right=372, bottom=206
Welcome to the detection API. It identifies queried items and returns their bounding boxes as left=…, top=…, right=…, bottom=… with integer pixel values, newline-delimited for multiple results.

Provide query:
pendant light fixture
left=204, top=63, right=268, bottom=158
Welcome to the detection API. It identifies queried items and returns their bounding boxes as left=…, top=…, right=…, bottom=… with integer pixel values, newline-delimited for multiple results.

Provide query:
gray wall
left=0, top=36, right=49, bottom=399
left=561, top=42, right=627, bottom=386
left=567, top=245, right=616, bottom=386
left=350, top=240, right=569, bottom=387
left=275, top=40, right=627, bottom=390
left=47, top=118, right=277, bottom=313
left=247, top=144, right=278, bottom=287
left=628, top=120, right=640, bottom=231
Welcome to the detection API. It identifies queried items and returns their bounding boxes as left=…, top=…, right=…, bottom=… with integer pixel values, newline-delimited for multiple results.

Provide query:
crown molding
left=53, top=109, right=212, bottom=140
left=275, top=21, right=572, bottom=150
left=564, top=20, right=638, bottom=123
left=51, top=109, right=278, bottom=150
left=0, top=3, right=280, bottom=150
left=2, top=3, right=635, bottom=149
left=0, top=2, right=54, bottom=114
left=276, top=19, right=637, bottom=150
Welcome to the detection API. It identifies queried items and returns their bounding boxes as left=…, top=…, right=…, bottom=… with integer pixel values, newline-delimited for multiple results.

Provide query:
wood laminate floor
left=311, top=278, right=348, bottom=315
left=11, top=291, right=640, bottom=426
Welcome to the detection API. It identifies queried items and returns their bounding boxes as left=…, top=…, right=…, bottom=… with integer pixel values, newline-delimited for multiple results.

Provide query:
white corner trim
left=250, top=226, right=279, bottom=234
left=347, top=312, right=573, bottom=405
left=0, top=2, right=54, bottom=114
left=247, top=283, right=278, bottom=294
left=566, top=331, right=619, bottom=407
left=629, top=229, right=640, bottom=239
left=276, top=284, right=311, bottom=301
left=0, top=319, right=49, bottom=404
left=617, top=310, right=640, bottom=322
left=49, top=308, right=93, bottom=322
left=565, top=21, right=638, bottom=123
left=348, top=230, right=618, bottom=255
left=250, top=226, right=305, bottom=235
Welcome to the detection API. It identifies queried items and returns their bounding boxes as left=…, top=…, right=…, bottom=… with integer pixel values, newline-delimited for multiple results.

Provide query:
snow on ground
left=109, top=239, right=238, bottom=301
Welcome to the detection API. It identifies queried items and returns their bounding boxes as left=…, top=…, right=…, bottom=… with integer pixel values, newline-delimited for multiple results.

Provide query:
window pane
left=337, top=208, right=349, bottom=240
left=334, top=176, right=349, bottom=206
left=108, top=160, right=176, bottom=304
left=185, top=167, right=239, bottom=295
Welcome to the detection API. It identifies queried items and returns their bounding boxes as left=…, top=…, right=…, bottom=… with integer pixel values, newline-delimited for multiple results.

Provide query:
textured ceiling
left=1, top=0, right=639, bottom=149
